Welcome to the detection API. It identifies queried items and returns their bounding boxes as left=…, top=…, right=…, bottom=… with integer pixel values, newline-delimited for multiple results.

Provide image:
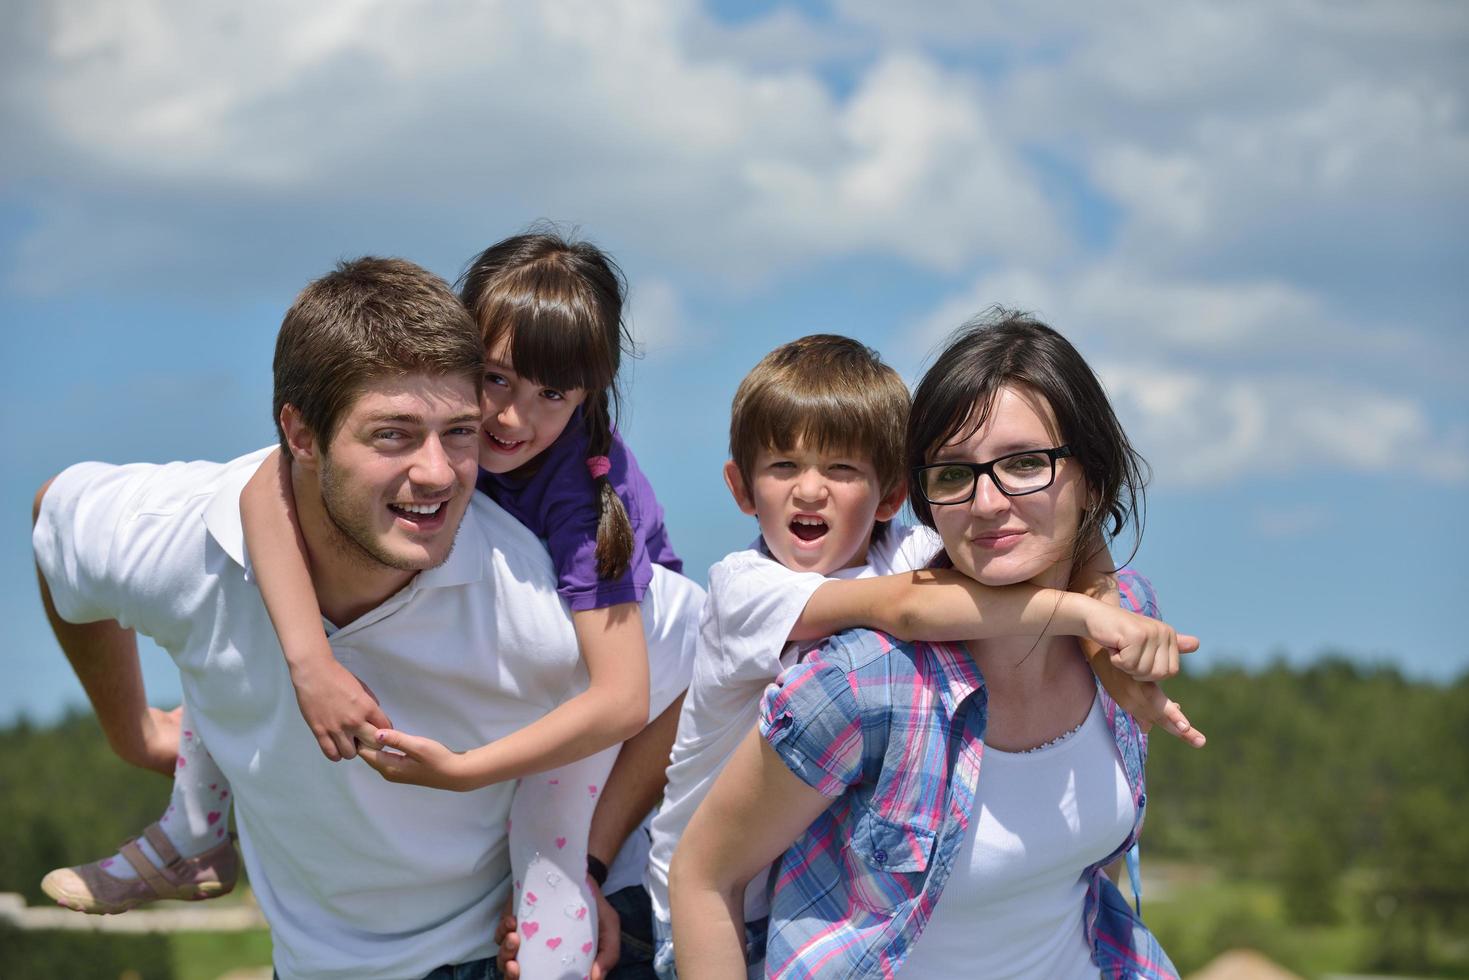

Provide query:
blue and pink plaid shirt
left=756, top=570, right=1178, bottom=979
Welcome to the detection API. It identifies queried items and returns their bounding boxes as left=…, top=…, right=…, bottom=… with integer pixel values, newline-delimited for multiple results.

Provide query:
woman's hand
left=288, top=655, right=393, bottom=762
left=357, top=729, right=477, bottom=791
left=1088, top=651, right=1207, bottom=748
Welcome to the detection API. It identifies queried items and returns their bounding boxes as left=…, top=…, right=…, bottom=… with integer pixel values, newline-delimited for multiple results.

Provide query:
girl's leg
left=41, top=700, right=238, bottom=913
left=509, top=744, right=620, bottom=980
left=106, top=701, right=234, bottom=876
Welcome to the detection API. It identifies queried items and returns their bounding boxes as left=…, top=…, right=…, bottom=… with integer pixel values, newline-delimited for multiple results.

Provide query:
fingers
left=496, top=921, right=520, bottom=978
left=493, top=911, right=517, bottom=945
left=372, top=728, right=417, bottom=757
left=592, top=883, right=620, bottom=977
left=1178, top=633, right=1200, bottom=654
left=356, top=745, right=404, bottom=777
left=1130, top=683, right=1207, bottom=748
left=316, top=731, right=343, bottom=762
left=365, top=705, right=393, bottom=732
left=1161, top=699, right=1207, bottom=748
left=330, top=728, right=357, bottom=761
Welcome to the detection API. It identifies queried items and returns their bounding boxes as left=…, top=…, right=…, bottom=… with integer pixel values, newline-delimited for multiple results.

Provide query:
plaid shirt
left=757, top=571, right=1178, bottom=979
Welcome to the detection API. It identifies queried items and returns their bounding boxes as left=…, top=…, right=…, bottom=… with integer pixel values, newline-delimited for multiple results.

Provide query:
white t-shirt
left=33, top=450, right=702, bottom=980
left=899, top=695, right=1134, bottom=979
left=646, top=523, right=941, bottom=927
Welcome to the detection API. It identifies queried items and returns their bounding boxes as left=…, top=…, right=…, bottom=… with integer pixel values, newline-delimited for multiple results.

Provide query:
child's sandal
left=41, top=823, right=238, bottom=914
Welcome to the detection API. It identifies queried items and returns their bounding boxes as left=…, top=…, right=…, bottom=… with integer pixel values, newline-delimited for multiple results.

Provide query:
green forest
left=2, top=656, right=1466, bottom=979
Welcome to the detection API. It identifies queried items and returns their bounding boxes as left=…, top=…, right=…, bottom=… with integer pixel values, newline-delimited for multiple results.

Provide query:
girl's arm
left=669, top=729, right=833, bottom=979
left=240, top=449, right=392, bottom=760
left=361, top=602, right=650, bottom=791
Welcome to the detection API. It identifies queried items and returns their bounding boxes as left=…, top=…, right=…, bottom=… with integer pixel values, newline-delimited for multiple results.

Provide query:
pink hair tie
left=586, top=455, right=612, bottom=480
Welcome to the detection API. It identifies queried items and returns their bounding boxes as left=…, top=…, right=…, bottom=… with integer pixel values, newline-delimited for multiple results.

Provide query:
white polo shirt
left=33, top=449, right=702, bottom=980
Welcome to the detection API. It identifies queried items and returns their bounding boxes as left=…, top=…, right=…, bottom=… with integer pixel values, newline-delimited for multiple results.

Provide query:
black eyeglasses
left=914, top=446, right=1073, bottom=504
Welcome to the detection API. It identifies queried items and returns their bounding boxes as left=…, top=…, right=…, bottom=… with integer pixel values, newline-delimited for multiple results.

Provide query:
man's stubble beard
left=316, top=452, right=459, bottom=574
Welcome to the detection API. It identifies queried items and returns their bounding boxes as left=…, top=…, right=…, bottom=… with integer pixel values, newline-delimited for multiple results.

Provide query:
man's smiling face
left=314, top=371, right=482, bottom=573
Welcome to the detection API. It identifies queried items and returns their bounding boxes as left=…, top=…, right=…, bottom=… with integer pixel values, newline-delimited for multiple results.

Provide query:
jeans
left=603, top=884, right=657, bottom=980
left=273, top=890, right=654, bottom=980
left=277, top=962, right=496, bottom=980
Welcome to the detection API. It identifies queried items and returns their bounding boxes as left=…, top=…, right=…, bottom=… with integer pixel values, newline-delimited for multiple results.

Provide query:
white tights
left=509, top=744, right=620, bottom=980
left=104, top=701, right=232, bottom=879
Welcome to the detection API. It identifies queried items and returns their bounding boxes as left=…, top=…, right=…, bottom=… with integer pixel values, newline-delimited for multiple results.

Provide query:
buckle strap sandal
left=41, top=821, right=239, bottom=915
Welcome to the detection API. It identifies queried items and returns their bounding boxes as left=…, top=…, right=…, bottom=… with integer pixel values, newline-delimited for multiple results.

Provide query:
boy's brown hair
left=272, top=256, right=483, bottom=453
left=729, top=334, right=909, bottom=496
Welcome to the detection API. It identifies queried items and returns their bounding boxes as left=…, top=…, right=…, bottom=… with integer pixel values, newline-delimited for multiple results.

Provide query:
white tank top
left=899, top=695, right=1135, bottom=979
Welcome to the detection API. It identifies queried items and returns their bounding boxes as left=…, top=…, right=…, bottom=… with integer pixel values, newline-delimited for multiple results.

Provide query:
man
left=32, top=257, right=700, bottom=980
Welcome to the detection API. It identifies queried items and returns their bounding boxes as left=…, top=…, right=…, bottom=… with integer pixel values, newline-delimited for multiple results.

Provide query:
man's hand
left=495, top=876, right=621, bottom=979
left=287, top=655, right=393, bottom=761
left=123, top=704, right=184, bottom=776
left=1073, top=594, right=1198, bottom=682
left=1088, top=650, right=1207, bottom=748
left=356, top=729, right=475, bottom=791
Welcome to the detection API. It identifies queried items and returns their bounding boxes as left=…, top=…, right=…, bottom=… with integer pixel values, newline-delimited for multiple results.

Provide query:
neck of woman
left=967, top=633, right=1081, bottom=697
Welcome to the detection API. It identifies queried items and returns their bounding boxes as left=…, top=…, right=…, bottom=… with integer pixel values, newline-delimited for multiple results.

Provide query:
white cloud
left=3, top=0, right=1063, bottom=292
left=626, top=276, right=696, bottom=352
left=1100, top=360, right=1469, bottom=486
left=903, top=259, right=1469, bottom=485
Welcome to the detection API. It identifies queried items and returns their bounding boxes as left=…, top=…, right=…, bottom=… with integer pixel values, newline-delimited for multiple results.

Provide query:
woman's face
left=928, top=384, right=1086, bottom=591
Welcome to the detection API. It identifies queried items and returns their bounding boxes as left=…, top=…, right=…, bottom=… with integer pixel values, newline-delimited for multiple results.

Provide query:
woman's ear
left=723, top=460, right=758, bottom=516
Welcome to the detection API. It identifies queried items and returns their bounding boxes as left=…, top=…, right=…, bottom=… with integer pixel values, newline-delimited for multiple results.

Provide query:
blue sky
left=3, top=0, right=1466, bottom=724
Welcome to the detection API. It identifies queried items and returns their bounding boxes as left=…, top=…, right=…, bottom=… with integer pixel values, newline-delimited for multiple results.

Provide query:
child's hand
left=357, top=729, right=476, bottom=792
left=1088, top=651, right=1207, bottom=748
left=288, top=656, right=393, bottom=762
left=1074, top=595, right=1198, bottom=681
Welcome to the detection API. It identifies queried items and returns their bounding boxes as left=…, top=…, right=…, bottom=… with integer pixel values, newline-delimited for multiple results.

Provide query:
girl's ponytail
left=584, top=391, right=635, bottom=580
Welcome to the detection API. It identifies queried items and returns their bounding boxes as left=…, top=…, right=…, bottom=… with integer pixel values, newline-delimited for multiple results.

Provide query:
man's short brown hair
left=273, top=257, right=483, bottom=451
left=729, top=334, right=909, bottom=497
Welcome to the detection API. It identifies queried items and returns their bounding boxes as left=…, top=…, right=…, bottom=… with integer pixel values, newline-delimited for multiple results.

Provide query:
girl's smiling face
left=478, top=335, right=588, bottom=476
left=929, top=384, right=1088, bottom=591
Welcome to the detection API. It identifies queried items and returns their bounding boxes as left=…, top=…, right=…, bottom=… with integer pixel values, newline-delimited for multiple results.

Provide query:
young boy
left=646, top=335, right=1197, bottom=978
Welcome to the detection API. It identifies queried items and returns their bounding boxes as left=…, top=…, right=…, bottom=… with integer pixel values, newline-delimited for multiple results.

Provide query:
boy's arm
left=796, top=571, right=1195, bottom=677
left=362, top=603, right=650, bottom=790
left=793, top=557, right=1204, bottom=746
left=240, top=449, right=391, bottom=761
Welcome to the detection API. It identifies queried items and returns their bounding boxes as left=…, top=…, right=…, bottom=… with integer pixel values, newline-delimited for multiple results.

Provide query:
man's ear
left=874, top=483, right=907, bottom=523
left=279, top=404, right=320, bottom=468
left=723, top=460, right=757, bottom=516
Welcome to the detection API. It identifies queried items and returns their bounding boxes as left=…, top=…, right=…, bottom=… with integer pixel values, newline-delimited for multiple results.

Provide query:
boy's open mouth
left=790, top=515, right=828, bottom=542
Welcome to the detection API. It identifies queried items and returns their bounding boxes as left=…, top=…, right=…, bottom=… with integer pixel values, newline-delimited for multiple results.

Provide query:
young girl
left=44, top=230, right=679, bottom=980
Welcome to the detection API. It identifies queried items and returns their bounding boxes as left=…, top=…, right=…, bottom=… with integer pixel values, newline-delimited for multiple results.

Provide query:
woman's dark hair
left=906, top=308, right=1149, bottom=572
left=458, top=226, right=637, bottom=579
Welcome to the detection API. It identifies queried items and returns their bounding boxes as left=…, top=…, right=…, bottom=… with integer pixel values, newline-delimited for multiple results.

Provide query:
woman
left=670, top=311, right=1180, bottom=979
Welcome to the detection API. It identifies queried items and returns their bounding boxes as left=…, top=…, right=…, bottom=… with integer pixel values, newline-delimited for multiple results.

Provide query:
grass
left=1143, top=863, right=1469, bottom=979
left=169, top=929, right=273, bottom=980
